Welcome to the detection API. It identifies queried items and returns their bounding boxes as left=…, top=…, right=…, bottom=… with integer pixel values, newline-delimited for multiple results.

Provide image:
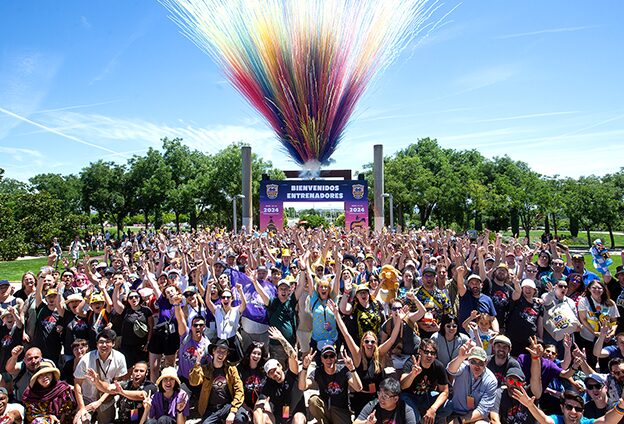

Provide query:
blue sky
left=1, top=0, right=623, bottom=182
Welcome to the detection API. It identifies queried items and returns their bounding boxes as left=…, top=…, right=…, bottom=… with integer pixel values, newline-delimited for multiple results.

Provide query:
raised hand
left=510, top=384, right=535, bottom=407
left=409, top=354, right=422, bottom=376
left=341, top=349, right=355, bottom=371
left=365, top=411, right=377, bottom=424
left=267, top=326, right=284, bottom=341
left=525, top=336, right=543, bottom=358
left=326, top=299, right=338, bottom=314
left=302, top=349, right=316, bottom=370
left=11, top=345, right=23, bottom=358
left=458, top=340, right=475, bottom=359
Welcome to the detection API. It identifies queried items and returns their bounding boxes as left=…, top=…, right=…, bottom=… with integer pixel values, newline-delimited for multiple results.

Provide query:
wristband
left=531, top=356, right=540, bottom=360
left=614, top=405, right=624, bottom=415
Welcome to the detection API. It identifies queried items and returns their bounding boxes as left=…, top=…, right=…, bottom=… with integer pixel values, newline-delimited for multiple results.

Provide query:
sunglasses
left=322, top=353, right=336, bottom=359
left=421, top=349, right=437, bottom=356
left=445, top=324, right=458, bottom=328
left=506, top=377, right=523, bottom=388
left=391, top=306, right=402, bottom=311
left=192, top=323, right=206, bottom=328
left=469, top=359, right=485, bottom=367
left=184, top=293, right=195, bottom=297
left=221, top=295, right=232, bottom=299
left=363, top=340, right=376, bottom=345
left=564, top=404, right=584, bottom=413
left=557, top=284, right=568, bottom=289
left=526, top=268, right=537, bottom=273
left=586, top=383, right=603, bottom=390
left=128, top=295, right=140, bottom=300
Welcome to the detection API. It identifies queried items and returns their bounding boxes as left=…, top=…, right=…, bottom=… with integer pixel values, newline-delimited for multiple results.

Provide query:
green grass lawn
left=501, top=229, right=624, bottom=248
left=0, top=251, right=104, bottom=282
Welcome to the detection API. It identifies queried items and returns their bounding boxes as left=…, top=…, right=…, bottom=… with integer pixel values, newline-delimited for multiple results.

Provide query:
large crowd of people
left=1, top=227, right=624, bottom=424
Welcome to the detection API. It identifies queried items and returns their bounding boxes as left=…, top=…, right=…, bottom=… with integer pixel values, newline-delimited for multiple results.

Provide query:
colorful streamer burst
left=162, top=0, right=441, bottom=169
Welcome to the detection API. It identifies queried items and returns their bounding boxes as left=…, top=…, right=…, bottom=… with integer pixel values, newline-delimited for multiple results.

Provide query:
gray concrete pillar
left=241, top=146, right=252, bottom=232
left=373, top=144, right=384, bottom=231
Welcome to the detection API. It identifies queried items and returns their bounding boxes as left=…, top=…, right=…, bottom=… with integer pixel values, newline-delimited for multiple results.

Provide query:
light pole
left=232, top=194, right=245, bottom=234
left=382, top=193, right=394, bottom=229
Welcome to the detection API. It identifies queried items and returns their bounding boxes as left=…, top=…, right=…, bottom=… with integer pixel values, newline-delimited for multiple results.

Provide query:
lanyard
left=470, top=372, right=483, bottom=395
left=97, top=358, right=112, bottom=380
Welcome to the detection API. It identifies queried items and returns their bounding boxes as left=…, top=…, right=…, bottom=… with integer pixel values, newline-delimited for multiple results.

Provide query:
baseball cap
left=506, top=367, right=525, bottom=382
left=492, top=335, right=512, bottom=348
left=468, top=347, right=487, bottom=362
left=520, top=279, right=536, bottom=289
left=264, top=359, right=281, bottom=374
left=422, top=266, right=436, bottom=275
left=571, top=253, right=584, bottom=261
left=466, top=274, right=482, bottom=282
left=277, top=279, right=291, bottom=288
left=584, top=373, right=607, bottom=386
left=0, top=280, right=10, bottom=287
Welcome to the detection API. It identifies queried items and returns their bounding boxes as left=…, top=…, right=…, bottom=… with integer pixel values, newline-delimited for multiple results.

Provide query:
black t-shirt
left=208, top=366, right=231, bottom=408
left=357, top=399, right=417, bottom=424
left=260, top=370, right=304, bottom=421
left=116, top=380, right=158, bottom=423
left=61, top=309, right=90, bottom=353
left=401, top=358, right=448, bottom=396
left=119, top=305, right=152, bottom=346
left=494, top=387, right=536, bottom=424
left=505, top=296, right=544, bottom=341
left=584, top=400, right=609, bottom=419
left=13, top=289, right=28, bottom=302
left=484, top=281, right=515, bottom=328
left=34, top=303, right=63, bottom=361
left=0, top=324, right=22, bottom=371
left=487, top=356, right=521, bottom=387
left=61, top=359, right=76, bottom=386
left=238, top=366, right=266, bottom=408
left=311, top=364, right=351, bottom=409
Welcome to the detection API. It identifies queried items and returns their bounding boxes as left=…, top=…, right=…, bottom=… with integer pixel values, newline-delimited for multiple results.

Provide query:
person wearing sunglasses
left=513, top=387, right=624, bottom=424
left=400, top=339, right=452, bottom=424
left=112, top=285, right=154, bottom=369
left=299, top=342, right=363, bottom=424
left=447, top=340, right=498, bottom=423
left=328, top=298, right=404, bottom=416
left=431, top=314, right=470, bottom=368
left=354, top=377, right=418, bottom=424
left=205, top=283, right=247, bottom=363
left=583, top=373, right=609, bottom=419
left=489, top=366, right=542, bottom=424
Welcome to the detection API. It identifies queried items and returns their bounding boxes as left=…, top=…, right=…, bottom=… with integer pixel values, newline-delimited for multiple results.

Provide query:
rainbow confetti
left=162, top=0, right=442, bottom=169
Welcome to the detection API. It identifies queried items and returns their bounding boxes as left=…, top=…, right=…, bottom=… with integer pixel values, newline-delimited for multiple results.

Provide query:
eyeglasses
left=167, top=275, right=177, bottom=279
left=469, top=359, right=485, bottom=367
left=421, top=349, right=437, bottom=356
left=363, top=340, right=376, bottom=345
left=378, top=391, right=398, bottom=401
left=97, top=340, right=113, bottom=345
left=322, top=353, right=336, bottom=359
left=564, top=404, right=584, bottom=413
left=586, top=383, right=603, bottom=390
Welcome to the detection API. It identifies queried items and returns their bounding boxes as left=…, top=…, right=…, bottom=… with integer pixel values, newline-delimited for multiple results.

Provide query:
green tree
left=29, top=173, right=83, bottom=214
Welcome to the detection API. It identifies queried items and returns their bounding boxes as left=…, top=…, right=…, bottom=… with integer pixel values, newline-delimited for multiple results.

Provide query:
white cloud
left=496, top=26, right=598, bottom=40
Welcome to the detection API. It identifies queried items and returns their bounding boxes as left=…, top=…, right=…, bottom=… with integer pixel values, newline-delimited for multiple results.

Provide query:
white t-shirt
left=215, top=306, right=240, bottom=339
left=577, top=296, right=620, bottom=341
left=74, top=349, right=127, bottom=402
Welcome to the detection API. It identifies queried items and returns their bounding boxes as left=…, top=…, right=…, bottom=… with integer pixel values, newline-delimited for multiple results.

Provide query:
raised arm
left=327, top=300, right=360, bottom=363
left=112, top=280, right=125, bottom=315
left=268, top=327, right=300, bottom=375
left=235, top=283, right=246, bottom=313
left=250, top=272, right=269, bottom=306
left=204, top=283, right=217, bottom=316
left=378, top=308, right=405, bottom=357
left=342, top=349, right=363, bottom=392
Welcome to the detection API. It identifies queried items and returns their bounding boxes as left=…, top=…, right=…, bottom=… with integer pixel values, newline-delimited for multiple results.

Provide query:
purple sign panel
left=259, top=179, right=368, bottom=231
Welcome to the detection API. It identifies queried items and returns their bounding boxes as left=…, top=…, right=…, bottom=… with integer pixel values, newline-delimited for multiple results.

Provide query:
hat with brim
left=45, top=288, right=58, bottom=297
left=422, top=266, right=436, bottom=275
left=318, top=339, right=336, bottom=355
left=95, top=262, right=107, bottom=269
left=277, top=279, right=291, bottom=288
left=506, top=367, right=525, bottom=382
left=468, top=347, right=487, bottom=362
left=29, top=363, right=61, bottom=388
left=156, top=366, right=181, bottom=387
left=492, top=335, right=512, bottom=348
left=89, top=293, right=105, bottom=304
left=354, top=283, right=371, bottom=293
left=209, top=339, right=231, bottom=355
left=0, top=280, right=10, bottom=287
left=585, top=373, right=607, bottom=386
left=264, top=359, right=281, bottom=374
left=571, top=253, right=584, bottom=261
left=615, top=265, right=624, bottom=277
left=66, top=293, right=83, bottom=303
left=183, top=286, right=198, bottom=295
left=520, top=279, right=537, bottom=289
left=484, top=257, right=495, bottom=263
left=0, top=309, right=10, bottom=319
left=466, top=274, right=482, bottom=283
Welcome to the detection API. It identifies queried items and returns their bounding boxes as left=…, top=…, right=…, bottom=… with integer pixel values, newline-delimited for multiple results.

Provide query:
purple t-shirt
left=518, top=353, right=563, bottom=388
left=149, top=390, right=189, bottom=418
left=230, top=269, right=276, bottom=324
left=155, top=296, right=177, bottom=324
left=178, top=332, right=210, bottom=379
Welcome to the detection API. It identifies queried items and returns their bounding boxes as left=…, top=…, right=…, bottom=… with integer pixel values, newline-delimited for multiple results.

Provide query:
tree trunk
left=511, top=208, right=520, bottom=238
left=553, top=213, right=558, bottom=238
left=144, top=210, right=149, bottom=230
left=586, top=227, right=591, bottom=247
left=544, top=214, right=550, bottom=234
left=175, top=211, right=180, bottom=233
left=608, top=223, right=616, bottom=249
left=570, top=217, right=579, bottom=237
left=475, top=210, right=483, bottom=231
left=190, top=208, right=198, bottom=231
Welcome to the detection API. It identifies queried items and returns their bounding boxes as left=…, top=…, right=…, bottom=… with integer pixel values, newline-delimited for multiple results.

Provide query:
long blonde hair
left=360, top=331, right=381, bottom=374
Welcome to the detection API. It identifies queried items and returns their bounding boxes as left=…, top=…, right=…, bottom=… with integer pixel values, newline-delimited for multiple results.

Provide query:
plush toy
left=378, top=264, right=401, bottom=303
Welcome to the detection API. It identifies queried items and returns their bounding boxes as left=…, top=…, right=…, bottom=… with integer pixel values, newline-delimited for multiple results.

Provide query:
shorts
left=148, top=330, right=180, bottom=356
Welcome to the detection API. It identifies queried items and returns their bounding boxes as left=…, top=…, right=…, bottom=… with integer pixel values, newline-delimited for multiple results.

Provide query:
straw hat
left=156, top=366, right=181, bottom=387
left=29, top=361, right=61, bottom=388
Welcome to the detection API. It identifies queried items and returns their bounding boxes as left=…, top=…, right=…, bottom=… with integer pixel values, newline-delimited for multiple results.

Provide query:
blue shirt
left=458, top=292, right=497, bottom=326
left=549, top=415, right=594, bottom=424
left=447, top=362, right=498, bottom=417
